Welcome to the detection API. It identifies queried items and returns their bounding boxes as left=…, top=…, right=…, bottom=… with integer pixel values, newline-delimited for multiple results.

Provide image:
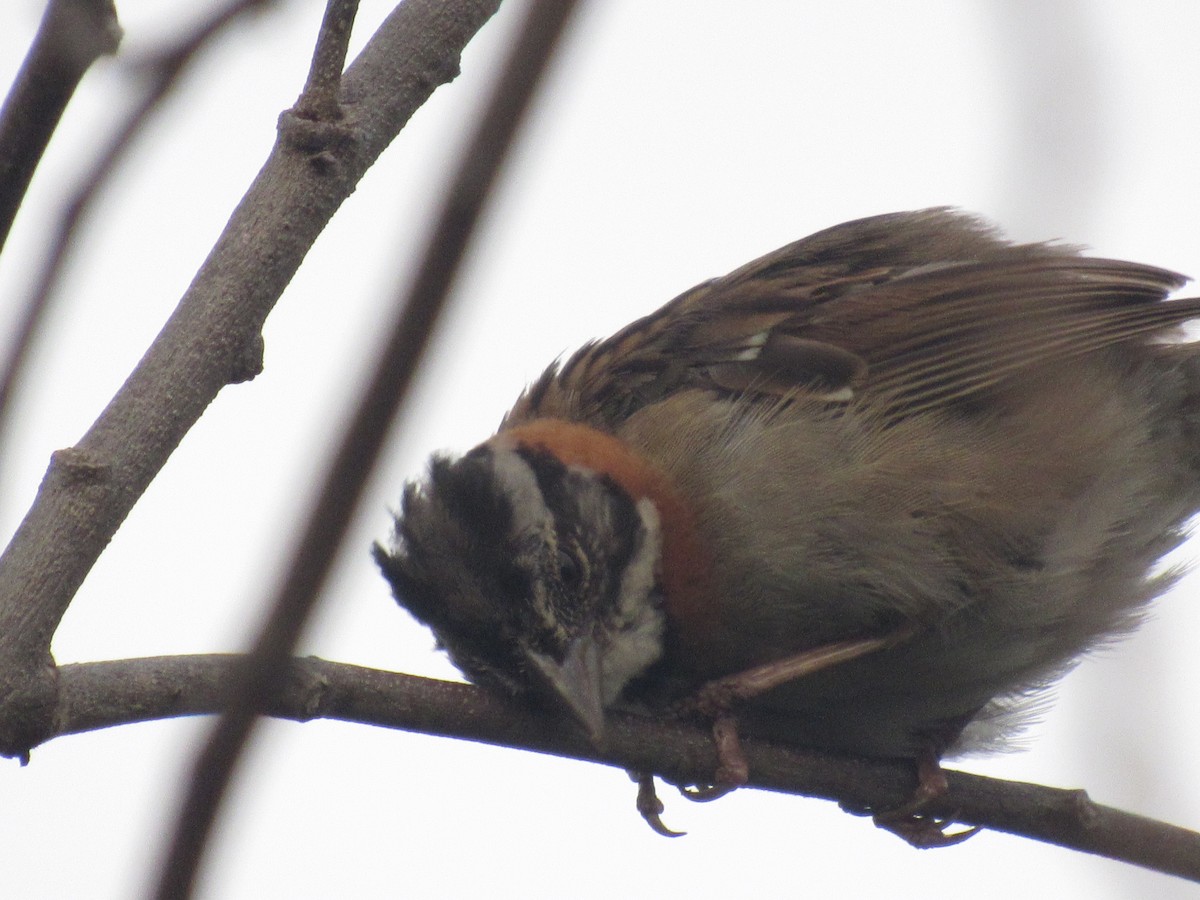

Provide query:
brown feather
left=503, top=208, right=1196, bottom=429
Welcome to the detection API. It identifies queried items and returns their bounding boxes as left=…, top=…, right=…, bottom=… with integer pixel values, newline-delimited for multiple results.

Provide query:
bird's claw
left=632, top=771, right=686, bottom=837
left=865, top=745, right=982, bottom=848
left=873, top=812, right=981, bottom=848
left=678, top=713, right=749, bottom=802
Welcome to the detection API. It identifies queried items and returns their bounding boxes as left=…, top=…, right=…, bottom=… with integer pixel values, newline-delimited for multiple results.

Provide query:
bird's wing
left=504, top=208, right=1198, bottom=429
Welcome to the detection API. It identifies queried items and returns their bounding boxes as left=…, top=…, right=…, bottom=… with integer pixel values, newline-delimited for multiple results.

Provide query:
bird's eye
left=556, top=547, right=583, bottom=590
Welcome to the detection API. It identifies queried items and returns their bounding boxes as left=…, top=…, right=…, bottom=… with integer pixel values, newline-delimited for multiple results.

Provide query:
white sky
left=1, top=1, right=1199, bottom=897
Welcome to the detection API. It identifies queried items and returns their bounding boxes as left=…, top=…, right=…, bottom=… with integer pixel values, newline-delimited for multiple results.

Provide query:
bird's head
left=375, top=439, right=666, bottom=743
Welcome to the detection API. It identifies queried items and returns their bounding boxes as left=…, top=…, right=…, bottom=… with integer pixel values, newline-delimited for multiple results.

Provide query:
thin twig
left=43, top=655, right=1200, bottom=884
left=151, top=2, right=580, bottom=897
left=0, top=0, right=122, bottom=257
left=293, top=0, right=360, bottom=122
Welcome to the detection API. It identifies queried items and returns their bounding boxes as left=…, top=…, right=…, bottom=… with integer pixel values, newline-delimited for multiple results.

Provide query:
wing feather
left=504, top=209, right=1198, bottom=429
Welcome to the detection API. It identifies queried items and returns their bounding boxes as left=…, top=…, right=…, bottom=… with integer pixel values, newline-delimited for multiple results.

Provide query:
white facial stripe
left=619, top=498, right=661, bottom=619
left=599, top=497, right=666, bottom=704
left=488, top=448, right=553, bottom=537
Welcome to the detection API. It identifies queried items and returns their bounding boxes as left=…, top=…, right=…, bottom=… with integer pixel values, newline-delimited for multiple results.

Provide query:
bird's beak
left=525, top=635, right=606, bottom=746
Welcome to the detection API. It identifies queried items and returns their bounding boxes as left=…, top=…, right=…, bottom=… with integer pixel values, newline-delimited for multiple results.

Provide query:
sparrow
left=374, top=208, right=1200, bottom=837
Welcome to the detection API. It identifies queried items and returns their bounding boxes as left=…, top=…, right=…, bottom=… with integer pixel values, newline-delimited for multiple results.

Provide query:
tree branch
left=0, top=0, right=121, bottom=257
left=43, top=655, right=1200, bottom=884
left=293, top=0, right=360, bottom=123
left=0, top=0, right=502, bottom=759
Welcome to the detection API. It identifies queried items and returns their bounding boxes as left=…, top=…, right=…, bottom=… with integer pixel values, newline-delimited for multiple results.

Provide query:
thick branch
left=0, top=0, right=502, bottom=757
left=46, top=655, right=1200, bottom=884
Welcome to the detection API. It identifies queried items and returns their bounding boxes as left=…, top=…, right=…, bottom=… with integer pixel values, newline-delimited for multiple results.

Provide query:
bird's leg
left=674, top=630, right=913, bottom=803
left=685, top=632, right=910, bottom=715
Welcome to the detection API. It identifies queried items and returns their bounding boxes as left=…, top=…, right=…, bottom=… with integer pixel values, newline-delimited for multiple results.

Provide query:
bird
left=374, top=208, right=1200, bottom=838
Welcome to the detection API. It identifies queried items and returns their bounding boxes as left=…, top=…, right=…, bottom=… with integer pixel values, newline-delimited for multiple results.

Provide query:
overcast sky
left=1, top=2, right=1199, bottom=898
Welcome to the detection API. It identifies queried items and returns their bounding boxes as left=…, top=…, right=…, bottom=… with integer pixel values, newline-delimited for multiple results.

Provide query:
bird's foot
left=679, top=713, right=750, bottom=801
left=866, top=747, right=981, bottom=848
left=636, top=630, right=915, bottom=836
